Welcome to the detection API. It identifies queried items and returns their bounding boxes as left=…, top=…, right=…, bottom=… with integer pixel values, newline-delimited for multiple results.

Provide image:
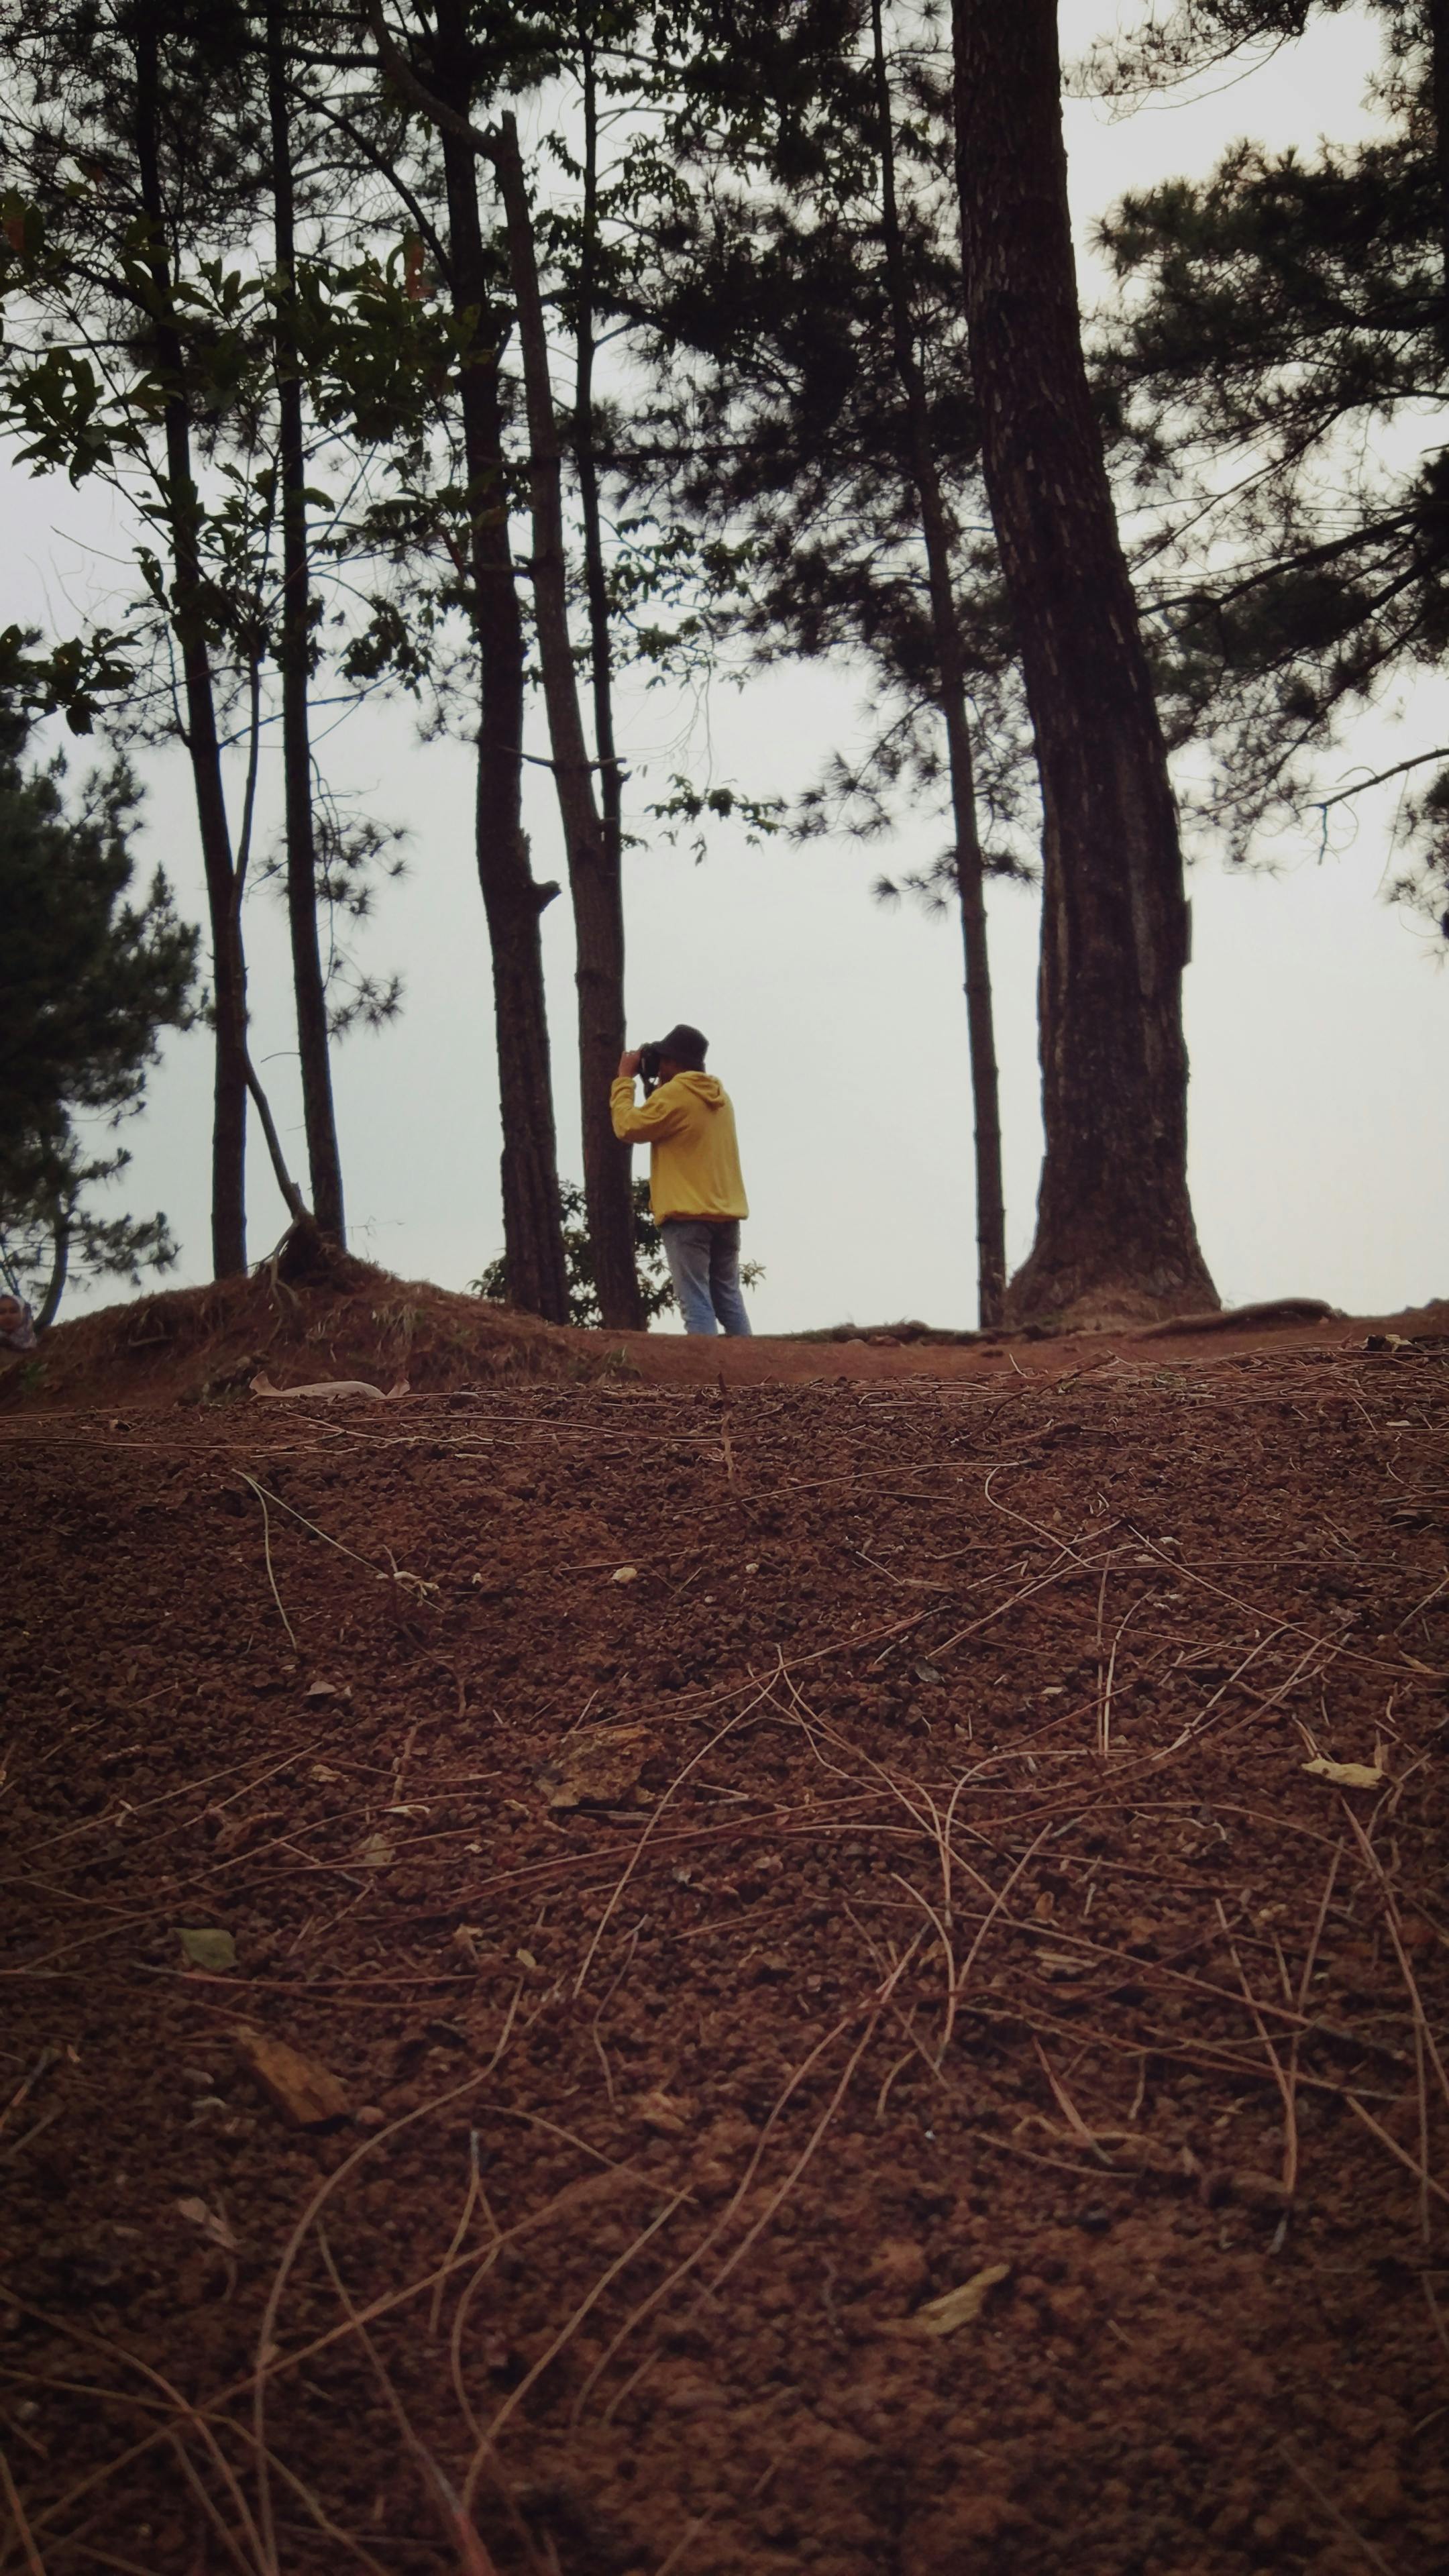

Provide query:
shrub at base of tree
left=472, top=1179, right=763, bottom=1332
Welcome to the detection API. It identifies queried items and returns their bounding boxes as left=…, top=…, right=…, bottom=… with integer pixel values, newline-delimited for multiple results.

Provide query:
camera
left=638, top=1042, right=663, bottom=1095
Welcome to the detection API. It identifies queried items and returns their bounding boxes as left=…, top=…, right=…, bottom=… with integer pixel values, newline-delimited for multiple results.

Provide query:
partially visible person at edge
left=0, top=1292, right=38, bottom=1354
left=610, top=1022, right=753, bottom=1338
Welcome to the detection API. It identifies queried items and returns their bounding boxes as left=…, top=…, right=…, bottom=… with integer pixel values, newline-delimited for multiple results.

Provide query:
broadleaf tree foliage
left=474, top=1176, right=765, bottom=1330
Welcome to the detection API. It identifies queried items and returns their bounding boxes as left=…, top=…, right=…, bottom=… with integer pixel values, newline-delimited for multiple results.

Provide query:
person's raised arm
left=610, top=1051, right=687, bottom=1141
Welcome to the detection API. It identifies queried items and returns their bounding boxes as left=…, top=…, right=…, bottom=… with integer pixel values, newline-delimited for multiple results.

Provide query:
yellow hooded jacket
left=609, top=1072, right=749, bottom=1224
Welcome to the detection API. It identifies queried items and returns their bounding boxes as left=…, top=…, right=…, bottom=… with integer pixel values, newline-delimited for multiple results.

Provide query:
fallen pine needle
left=0, top=2447, right=48, bottom=2576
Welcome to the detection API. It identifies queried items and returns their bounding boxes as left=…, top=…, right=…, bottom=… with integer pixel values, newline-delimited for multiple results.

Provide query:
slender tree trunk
left=491, top=109, right=643, bottom=1332
left=1427, top=0, right=1449, bottom=340
left=576, top=39, right=624, bottom=918
left=231, top=642, right=307, bottom=1227
left=134, top=15, right=248, bottom=1277
left=870, top=0, right=1005, bottom=1328
left=430, top=1, right=568, bottom=1323
left=572, top=44, right=644, bottom=1330
left=266, top=0, right=345, bottom=1241
left=244, top=1046, right=309, bottom=1222
left=952, top=0, right=1216, bottom=1324
left=36, top=1212, right=69, bottom=1332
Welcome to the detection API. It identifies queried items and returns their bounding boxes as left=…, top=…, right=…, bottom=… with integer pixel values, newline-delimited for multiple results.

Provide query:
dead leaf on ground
left=251, top=1373, right=394, bottom=1401
left=176, top=1927, right=237, bottom=1973
left=636, top=2088, right=693, bottom=2137
left=1301, top=1756, right=1386, bottom=1790
left=1034, top=1951, right=1094, bottom=1982
left=907, top=2262, right=1012, bottom=2338
left=611, top=1564, right=639, bottom=1585
left=211, top=1807, right=284, bottom=1856
left=233, top=2025, right=349, bottom=2131
left=175, top=2196, right=237, bottom=2253
left=1093, top=2132, right=1181, bottom=2176
left=539, top=1723, right=650, bottom=1812
left=357, top=1834, right=394, bottom=1868
left=1228, top=2169, right=1292, bottom=2212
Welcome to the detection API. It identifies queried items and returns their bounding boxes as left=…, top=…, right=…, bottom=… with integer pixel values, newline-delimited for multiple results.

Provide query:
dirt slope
left=2, top=1260, right=610, bottom=1410
left=3, top=1336, right=1447, bottom=2575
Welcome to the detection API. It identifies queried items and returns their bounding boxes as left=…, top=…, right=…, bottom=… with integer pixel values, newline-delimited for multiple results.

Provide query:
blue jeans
left=660, top=1218, right=753, bottom=1337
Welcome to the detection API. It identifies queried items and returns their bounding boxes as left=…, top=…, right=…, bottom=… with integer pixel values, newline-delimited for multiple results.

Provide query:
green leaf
left=177, top=1926, right=237, bottom=1972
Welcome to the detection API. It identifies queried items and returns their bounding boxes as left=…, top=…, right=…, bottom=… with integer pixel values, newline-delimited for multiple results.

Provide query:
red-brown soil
left=3, top=1316, right=1448, bottom=2575
left=9, top=1255, right=1448, bottom=1411
left=1, top=1263, right=608, bottom=1413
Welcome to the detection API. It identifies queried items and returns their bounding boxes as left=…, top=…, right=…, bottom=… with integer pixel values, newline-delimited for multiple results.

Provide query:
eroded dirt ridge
left=3, top=1340, right=1447, bottom=2573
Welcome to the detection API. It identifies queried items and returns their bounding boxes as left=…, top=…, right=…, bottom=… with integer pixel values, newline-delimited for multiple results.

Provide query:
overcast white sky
left=9, top=3, right=1446, bottom=1330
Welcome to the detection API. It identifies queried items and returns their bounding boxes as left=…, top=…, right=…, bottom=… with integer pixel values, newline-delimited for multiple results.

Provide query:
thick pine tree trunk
left=870, top=0, right=1005, bottom=1328
left=267, top=0, right=345, bottom=1242
left=492, top=111, right=643, bottom=1333
left=431, top=5, right=568, bottom=1324
left=953, top=0, right=1217, bottom=1324
left=134, top=19, right=248, bottom=1277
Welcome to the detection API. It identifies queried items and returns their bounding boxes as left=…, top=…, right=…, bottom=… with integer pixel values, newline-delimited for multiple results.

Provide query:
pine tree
left=3, top=3, right=431, bottom=1273
left=363, top=0, right=656, bottom=1327
left=0, top=702, right=198, bottom=1324
left=2, top=0, right=294, bottom=1268
left=1092, top=0, right=1449, bottom=933
left=264, top=0, right=348, bottom=1240
left=953, top=0, right=1218, bottom=1323
left=615, top=0, right=1028, bottom=1324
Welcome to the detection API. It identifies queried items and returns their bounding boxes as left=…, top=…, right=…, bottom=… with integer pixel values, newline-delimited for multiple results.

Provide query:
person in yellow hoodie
left=610, top=1022, right=753, bottom=1336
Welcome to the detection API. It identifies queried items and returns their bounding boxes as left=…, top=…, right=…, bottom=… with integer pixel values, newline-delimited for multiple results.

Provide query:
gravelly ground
left=3, top=1334, right=1448, bottom=2575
